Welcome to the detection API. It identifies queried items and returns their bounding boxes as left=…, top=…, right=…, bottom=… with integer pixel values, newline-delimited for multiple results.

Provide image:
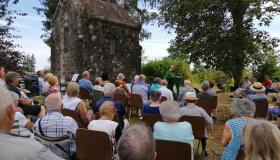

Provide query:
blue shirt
left=95, top=96, right=126, bottom=117
left=143, top=105, right=160, bottom=115
left=131, top=81, right=149, bottom=104
left=78, top=78, right=94, bottom=93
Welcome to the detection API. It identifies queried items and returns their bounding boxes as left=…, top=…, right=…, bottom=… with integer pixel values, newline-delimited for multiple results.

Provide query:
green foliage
left=141, top=58, right=191, bottom=83
left=253, top=56, right=280, bottom=81
left=22, top=54, right=36, bottom=73
left=192, top=70, right=225, bottom=84
left=147, top=0, right=280, bottom=86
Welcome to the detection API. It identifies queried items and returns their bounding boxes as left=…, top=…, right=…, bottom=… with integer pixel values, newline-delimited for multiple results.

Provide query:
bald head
left=82, top=71, right=90, bottom=79
left=117, top=125, right=156, bottom=160
left=160, top=79, right=168, bottom=86
left=184, top=80, right=191, bottom=87
left=45, top=93, right=62, bottom=112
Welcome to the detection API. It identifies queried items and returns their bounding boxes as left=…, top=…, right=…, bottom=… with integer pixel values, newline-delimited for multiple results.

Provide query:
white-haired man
left=131, top=74, right=149, bottom=104
left=78, top=71, right=94, bottom=93
left=95, top=83, right=125, bottom=117
left=0, top=86, right=62, bottom=160
left=159, top=79, right=174, bottom=101
left=178, top=80, right=196, bottom=107
left=117, top=124, right=157, bottom=160
left=33, top=93, right=78, bottom=159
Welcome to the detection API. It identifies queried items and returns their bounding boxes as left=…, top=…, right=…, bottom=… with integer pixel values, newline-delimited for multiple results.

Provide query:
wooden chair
left=76, top=129, right=112, bottom=160
left=94, top=112, right=120, bottom=123
left=142, top=113, right=162, bottom=130
left=113, top=92, right=126, bottom=105
left=196, top=98, right=216, bottom=116
left=128, top=94, right=144, bottom=121
left=79, top=88, right=92, bottom=101
left=156, top=140, right=192, bottom=160
left=62, top=109, right=87, bottom=128
left=254, top=100, right=269, bottom=118
left=160, top=96, right=167, bottom=103
left=179, top=116, right=206, bottom=157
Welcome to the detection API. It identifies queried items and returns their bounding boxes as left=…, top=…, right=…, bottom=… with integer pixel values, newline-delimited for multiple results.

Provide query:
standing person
left=225, top=75, right=235, bottom=92
left=0, top=66, right=6, bottom=87
left=220, top=99, right=255, bottom=160
left=131, top=74, right=149, bottom=105
left=78, top=71, right=94, bottom=93
left=0, top=86, right=62, bottom=160
left=262, top=75, right=273, bottom=88
left=116, top=73, right=130, bottom=94
left=243, top=120, right=280, bottom=160
left=37, top=70, right=45, bottom=95
left=178, top=80, right=195, bottom=107
left=159, top=79, right=174, bottom=101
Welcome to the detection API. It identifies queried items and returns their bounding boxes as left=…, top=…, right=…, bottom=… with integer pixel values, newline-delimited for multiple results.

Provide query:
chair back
left=94, top=112, right=120, bottom=123
left=160, top=96, right=168, bottom=103
left=179, top=116, right=205, bottom=139
left=113, top=92, right=126, bottom=105
left=62, top=109, right=87, bottom=128
left=93, top=89, right=104, bottom=101
left=142, top=113, right=162, bottom=129
left=156, top=140, right=192, bottom=160
left=76, top=129, right=112, bottom=160
left=212, top=96, right=218, bottom=108
left=254, top=100, right=269, bottom=118
left=196, top=98, right=215, bottom=115
left=79, top=88, right=92, bottom=100
left=129, top=94, right=144, bottom=109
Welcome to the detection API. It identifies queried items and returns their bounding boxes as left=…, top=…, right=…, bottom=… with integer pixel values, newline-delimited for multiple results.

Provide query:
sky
left=9, top=1, right=280, bottom=70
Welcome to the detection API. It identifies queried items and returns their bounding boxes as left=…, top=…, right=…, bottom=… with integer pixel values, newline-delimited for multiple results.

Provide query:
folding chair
left=254, top=100, right=269, bottom=118
left=196, top=98, right=215, bottom=116
left=128, top=94, right=144, bottom=121
left=76, top=129, right=112, bottom=160
left=142, top=113, right=162, bottom=130
left=62, top=108, right=87, bottom=128
left=156, top=140, right=192, bottom=160
left=113, top=92, right=126, bottom=105
left=160, top=96, right=167, bottom=103
left=179, top=116, right=206, bottom=158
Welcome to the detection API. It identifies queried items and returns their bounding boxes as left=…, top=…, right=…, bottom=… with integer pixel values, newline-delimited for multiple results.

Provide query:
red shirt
left=262, top=80, right=272, bottom=88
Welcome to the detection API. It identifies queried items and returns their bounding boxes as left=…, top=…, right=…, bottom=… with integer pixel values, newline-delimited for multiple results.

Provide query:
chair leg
left=196, top=140, right=201, bottom=157
left=128, top=107, right=132, bottom=122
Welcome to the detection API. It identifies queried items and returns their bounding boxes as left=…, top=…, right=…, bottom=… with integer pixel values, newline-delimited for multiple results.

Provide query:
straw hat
left=184, top=92, right=198, bottom=100
left=250, top=82, right=266, bottom=92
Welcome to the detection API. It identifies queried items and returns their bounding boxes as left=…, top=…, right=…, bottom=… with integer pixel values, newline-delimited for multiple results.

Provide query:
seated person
left=116, top=73, right=130, bottom=94
left=206, top=80, right=216, bottom=96
left=179, top=92, right=213, bottom=155
left=244, top=120, right=280, bottom=160
left=159, top=79, right=174, bottom=101
left=247, top=82, right=268, bottom=101
left=117, top=125, right=156, bottom=160
left=267, top=96, right=280, bottom=120
left=47, top=75, right=60, bottom=94
left=88, top=101, right=128, bottom=159
left=78, top=71, right=94, bottom=94
left=0, top=86, right=62, bottom=160
left=143, top=90, right=161, bottom=115
left=5, top=72, right=44, bottom=117
left=179, top=80, right=196, bottom=107
left=220, top=98, right=255, bottom=160
left=93, top=77, right=104, bottom=92
left=62, top=82, right=90, bottom=125
left=131, top=74, right=149, bottom=105
left=197, top=81, right=212, bottom=100
left=95, top=83, right=126, bottom=117
left=33, top=93, right=78, bottom=159
left=154, top=101, right=194, bottom=156
left=115, top=80, right=126, bottom=96
left=150, top=77, right=161, bottom=91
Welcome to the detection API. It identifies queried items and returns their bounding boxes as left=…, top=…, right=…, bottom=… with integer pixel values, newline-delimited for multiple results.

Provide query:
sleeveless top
left=62, top=95, right=82, bottom=111
left=221, top=118, right=252, bottom=160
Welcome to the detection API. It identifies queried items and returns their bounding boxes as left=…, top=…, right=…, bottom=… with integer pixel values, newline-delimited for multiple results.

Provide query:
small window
left=64, top=28, right=70, bottom=53
left=110, top=38, right=116, bottom=55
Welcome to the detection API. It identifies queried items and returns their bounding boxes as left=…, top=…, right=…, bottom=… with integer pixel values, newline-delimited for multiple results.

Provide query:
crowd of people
left=0, top=65, right=280, bottom=160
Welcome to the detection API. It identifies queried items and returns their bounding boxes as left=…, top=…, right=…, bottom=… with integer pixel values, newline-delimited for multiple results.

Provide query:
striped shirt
left=33, top=112, right=78, bottom=159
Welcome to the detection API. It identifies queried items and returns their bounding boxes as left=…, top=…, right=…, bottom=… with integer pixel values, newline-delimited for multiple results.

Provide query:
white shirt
left=88, top=120, right=118, bottom=139
left=62, top=95, right=82, bottom=111
left=93, top=85, right=104, bottom=92
left=0, top=79, right=6, bottom=87
left=159, top=86, right=174, bottom=101
left=11, top=112, right=31, bottom=137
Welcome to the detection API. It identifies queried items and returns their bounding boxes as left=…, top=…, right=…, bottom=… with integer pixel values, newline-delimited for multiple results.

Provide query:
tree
left=0, top=0, right=32, bottom=74
left=253, top=55, right=279, bottom=81
left=35, top=0, right=156, bottom=46
left=148, top=0, right=280, bottom=86
left=22, top=54, right=36, bottom=73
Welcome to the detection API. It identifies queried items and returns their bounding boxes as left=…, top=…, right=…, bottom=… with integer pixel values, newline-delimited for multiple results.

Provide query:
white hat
left=250, top=82, right=266, bottom=93
left=184, top=92, right=198, bottom=100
